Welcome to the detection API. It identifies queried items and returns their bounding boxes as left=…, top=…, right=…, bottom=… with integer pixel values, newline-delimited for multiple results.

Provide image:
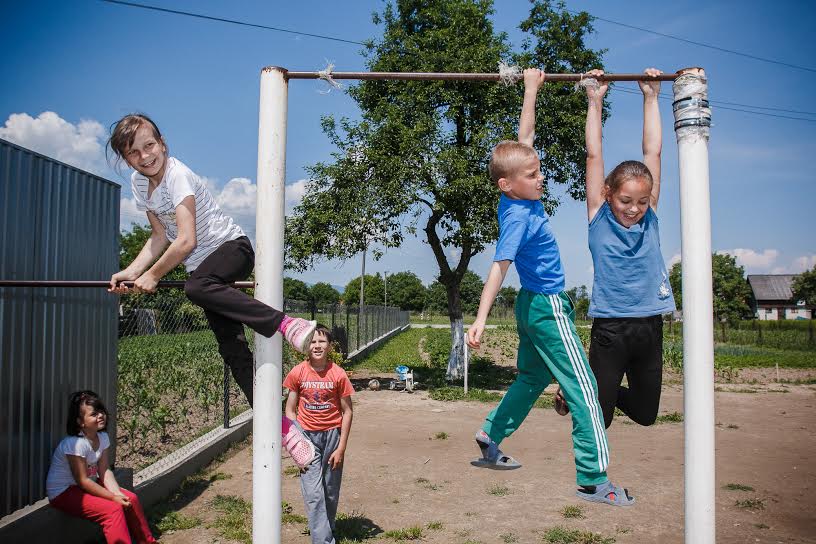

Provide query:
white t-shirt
left=131, top=157, right=245, bottom=271
left=46, top=432, right=111, bottom=500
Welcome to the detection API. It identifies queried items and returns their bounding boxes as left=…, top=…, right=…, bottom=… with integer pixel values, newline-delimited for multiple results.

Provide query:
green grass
left=723, top=483, right=755, bottom=492
left=429, top=386, right=503, bottom=403
left=280, top=501, right=308, bottom=524
left=347, top=328, right=435, bottom=372
left=655, top=411, right=683, bottom=424
left=415, top=477, right=442, bottom=491
left=487, top=484, right=511, bottom=496
left=735, top=498, right=765, bottom=510
left=383, top=526, right=424, bottom=540
left=147, top=467, right=239, bottom=534
left=560, top=505, right=585, bottom=519
left=499, top=533, right=519, bottom=543
left=542, top=526, right=615, bottom=544
left=433, top=431, right=449, bottom=440
left=714, top=345, right=816, bottom=368
left=335, top=511, right=380, bottom=542
left=155, top=510, right=201, bottom=532
left=284, top=465, right=301, bottom=477
left=426, top=521, right=444, bottom=530
left=208, top=494, right=251, bottom=544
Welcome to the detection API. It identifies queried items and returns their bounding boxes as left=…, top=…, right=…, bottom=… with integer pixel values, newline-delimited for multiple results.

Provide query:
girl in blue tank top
left=554, top=68, right=676, bottom=429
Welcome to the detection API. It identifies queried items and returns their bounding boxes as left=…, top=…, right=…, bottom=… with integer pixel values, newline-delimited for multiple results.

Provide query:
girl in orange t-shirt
left=283, top=325, right=353, bottom=544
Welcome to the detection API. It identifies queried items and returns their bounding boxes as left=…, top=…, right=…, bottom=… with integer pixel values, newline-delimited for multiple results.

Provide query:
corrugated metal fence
left=0, top=139, right=120, bottom=517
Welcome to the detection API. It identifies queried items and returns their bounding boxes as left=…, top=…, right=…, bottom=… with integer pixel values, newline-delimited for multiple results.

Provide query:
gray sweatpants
left=300, top=426, right=343, bottom=544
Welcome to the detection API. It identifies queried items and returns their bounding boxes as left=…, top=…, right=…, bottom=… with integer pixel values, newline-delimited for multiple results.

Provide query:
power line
left=610, top=86, right=816, bottom=123
left=99, top=0, right=366, bottom=46
left=563, top=8, right=816, bottom=74
left=604, top=76, right=815, bottom=115
left=99, top=0, right=814, bottom=120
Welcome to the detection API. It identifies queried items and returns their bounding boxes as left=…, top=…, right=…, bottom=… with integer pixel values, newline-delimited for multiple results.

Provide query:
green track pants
left=482, top=290, right=610, bottom=486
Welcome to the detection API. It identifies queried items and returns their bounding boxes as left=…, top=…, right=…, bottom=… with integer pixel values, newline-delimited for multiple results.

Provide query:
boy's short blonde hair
left=488, top=140, right=538, bottom=185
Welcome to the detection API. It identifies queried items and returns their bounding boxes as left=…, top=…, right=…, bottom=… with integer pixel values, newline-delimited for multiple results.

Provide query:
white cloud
left=718, top=248, right=779, bottom=271
left=217, top=177, right=257, bottom=217
left=120, top=197, right=148, bottom=227
left=448, top=247, right=462, bottom=263
left=792, top=255, right=816, bottom=273
left=667, top=252, right=681, bottom=268
left=200, top=176, right=220, bottom=195
left=0, top=112, right=108, bottom=176
left=285, top=179, right=308, bottom=214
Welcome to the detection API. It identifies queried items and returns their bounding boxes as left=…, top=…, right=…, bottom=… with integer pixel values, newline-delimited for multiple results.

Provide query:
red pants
left=50, top=486, right=156, bottom=544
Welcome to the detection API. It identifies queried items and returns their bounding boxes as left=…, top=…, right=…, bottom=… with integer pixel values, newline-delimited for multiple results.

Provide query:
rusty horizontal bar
left=284, top=70, right=679, bottom=82
left=0, top=280, right=255, bottom=289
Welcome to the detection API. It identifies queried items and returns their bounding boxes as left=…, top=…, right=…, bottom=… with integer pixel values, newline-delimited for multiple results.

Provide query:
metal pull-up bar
left=254, top=65, right=712, bottom=544
left=284, top=70, right=679, bottom=82
left=0, top=280, right=254, bottom=289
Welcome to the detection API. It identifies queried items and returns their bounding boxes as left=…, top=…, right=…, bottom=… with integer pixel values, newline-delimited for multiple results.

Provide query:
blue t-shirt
left=588, top=201, right=676, bottom=317
left=493, top=194, right=565, bottom=294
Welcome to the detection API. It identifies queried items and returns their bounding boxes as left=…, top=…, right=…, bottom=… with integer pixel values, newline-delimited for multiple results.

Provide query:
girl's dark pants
left=184, top=236, right=285, bottom=407
left=589, top=315, right=663, bottom=428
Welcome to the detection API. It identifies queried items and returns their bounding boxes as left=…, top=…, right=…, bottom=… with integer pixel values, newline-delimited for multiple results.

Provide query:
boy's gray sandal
left=576, top=481, right=635, bottom=506
left=472, top=431, right=522, bottom=470
left=471, top=453, right=522, bottom=470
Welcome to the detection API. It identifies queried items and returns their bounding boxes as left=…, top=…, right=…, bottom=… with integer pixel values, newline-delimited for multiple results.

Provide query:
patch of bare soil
left=152, top=382, right=816, bottom=544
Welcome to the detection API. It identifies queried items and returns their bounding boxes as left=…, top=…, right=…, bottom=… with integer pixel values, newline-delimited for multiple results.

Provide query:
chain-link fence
left=117, top=289, right=409, bottom=469
left=119, top=291, right=411, bottom=355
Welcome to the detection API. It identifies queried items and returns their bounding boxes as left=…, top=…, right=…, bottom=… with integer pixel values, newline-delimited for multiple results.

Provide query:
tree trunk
left=422, top=208, right=472, bottom=382
left=444, top=279, right=465, bottom=380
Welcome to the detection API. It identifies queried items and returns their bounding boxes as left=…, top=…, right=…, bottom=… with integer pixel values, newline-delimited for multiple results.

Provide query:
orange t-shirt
left=283, top=361, right=354, bottom=431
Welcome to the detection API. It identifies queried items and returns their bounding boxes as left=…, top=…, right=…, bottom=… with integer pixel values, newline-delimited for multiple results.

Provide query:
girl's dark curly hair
left=66, top=390, right=108, bottom=436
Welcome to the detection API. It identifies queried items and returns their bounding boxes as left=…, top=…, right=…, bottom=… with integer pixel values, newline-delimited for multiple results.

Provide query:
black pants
left=589, top=316, right=663, bottom=428
left=184, top=237, right=286, bottom=407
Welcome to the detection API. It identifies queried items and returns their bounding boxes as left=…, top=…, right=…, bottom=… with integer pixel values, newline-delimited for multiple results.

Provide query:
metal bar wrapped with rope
left=284, top=69, right=678, bottom=82
left=0, top=280, right=255, bottom=289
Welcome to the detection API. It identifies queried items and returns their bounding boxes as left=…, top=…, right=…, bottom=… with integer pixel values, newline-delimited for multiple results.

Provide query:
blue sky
left=1, top=0, right=814, bottom=291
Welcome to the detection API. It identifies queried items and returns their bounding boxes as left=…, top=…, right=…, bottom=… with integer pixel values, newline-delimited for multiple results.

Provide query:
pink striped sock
left=278, top=315, right=294, bottom=334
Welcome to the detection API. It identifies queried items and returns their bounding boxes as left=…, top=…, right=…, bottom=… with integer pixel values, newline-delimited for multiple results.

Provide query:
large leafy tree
left=565, top=284, right=590, bottom=319
left=286, top=0, right=604, bottom=378
left=460, top=270, right=485, bottom=315
left=343, top=274, right=385, bottom=306
left=385, top=271, right=427, bottom=311
left=311, top=282, right=341, bottom=305
left=791, top=266, right=816, bottom=306
left=424, top=281, right=449, bottom=314
left=669, top=254, right=752, bottom=322
left=283, top=278, right=312, bottom=302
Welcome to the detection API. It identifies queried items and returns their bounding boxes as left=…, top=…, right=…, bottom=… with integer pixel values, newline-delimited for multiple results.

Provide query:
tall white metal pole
left=254, top=66, right=288, bottom=543
left=673, top=67, right=715, bottom=544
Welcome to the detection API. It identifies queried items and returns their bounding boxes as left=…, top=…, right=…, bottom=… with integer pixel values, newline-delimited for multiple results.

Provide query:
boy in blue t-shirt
left=466, top=68, right=634, bottom=506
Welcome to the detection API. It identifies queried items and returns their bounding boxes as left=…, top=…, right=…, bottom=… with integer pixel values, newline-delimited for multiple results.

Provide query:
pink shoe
left=283, top=318, right=317, bottom=353
left=282, top=423, right=316, bottom=469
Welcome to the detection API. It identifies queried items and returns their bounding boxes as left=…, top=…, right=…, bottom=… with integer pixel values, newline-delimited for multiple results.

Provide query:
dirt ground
left=152, top=377, right=816, bottom=544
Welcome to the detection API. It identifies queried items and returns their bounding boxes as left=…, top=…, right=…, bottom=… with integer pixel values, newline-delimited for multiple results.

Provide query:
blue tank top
left=588, top=202, right=676, bottom=318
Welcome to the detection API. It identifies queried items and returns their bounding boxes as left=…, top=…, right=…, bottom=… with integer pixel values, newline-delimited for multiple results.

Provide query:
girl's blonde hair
left=106, top=113, right=166, bottom=169
left=605, top=160, right=653, bottom=194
